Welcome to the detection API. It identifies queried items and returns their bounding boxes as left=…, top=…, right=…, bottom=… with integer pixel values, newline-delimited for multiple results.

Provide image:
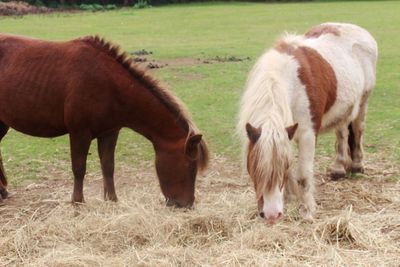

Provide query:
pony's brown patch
left=305, top=25, right=340, bottom=39
left=275, top=41, right=337, bottom=132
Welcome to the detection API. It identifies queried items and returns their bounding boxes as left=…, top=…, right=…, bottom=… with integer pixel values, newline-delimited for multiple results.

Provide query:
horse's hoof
left=302, top=213, right=315, bottom=223
left=351, top=164, right=364, bottom=174
left=104, top=194, right=118, bottom=202
left=330, top=170, right=346, bottom=180
left=0, top=188, right=8, bottom=199
left=299, top=207, right=315, bottom=223
left=71, top=195, right=85, bottom=204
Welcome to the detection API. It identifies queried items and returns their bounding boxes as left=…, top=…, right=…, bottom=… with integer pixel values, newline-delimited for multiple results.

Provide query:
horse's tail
left=348, top=123, right=355, bottom=160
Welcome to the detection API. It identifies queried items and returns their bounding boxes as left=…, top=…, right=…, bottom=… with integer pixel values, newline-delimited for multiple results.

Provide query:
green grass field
left=0, top=1, right=399, bottom=186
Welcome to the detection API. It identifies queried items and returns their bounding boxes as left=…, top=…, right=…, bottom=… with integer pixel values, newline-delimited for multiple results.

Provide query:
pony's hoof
left=330, top=166, right=346, bottom=181
left=302, top=213, right=315, bottom=223
left=330, top=169, right=346, bottom=180
left=351, top=164, right=364, bottom=174
left=299, top=208, right=315, bottom=223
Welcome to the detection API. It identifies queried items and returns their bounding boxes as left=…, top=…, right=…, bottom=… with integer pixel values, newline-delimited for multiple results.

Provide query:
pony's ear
left=185, top=133, right=203, bottom=160
left=246, top=123, right=262, bottom=143
left=286, top=123, right=298, bottom=140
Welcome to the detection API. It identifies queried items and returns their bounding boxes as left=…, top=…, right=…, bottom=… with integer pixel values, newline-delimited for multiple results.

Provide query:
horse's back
left=300, top=23, right=377, bottom=132
left=306, top=23, right=377, bottom=91
left=269, top=23, right=377, bottom=133
left=0, top=34, right=106, bottom=137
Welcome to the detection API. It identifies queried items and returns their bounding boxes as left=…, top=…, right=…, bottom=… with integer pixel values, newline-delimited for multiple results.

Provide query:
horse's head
left=154, top=132, right=208, bottom=208
left=245, top=122, right=297, bottom=224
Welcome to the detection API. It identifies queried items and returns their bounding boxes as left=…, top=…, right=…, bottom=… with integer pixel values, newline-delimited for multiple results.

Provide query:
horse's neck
left=120, top=79, right=188, bottom=144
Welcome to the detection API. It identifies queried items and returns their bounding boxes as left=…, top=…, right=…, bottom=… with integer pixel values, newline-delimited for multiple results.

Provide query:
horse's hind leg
left=0, top=151, right=8, bottom=200
left=330, top=125, right=352, bottom=179
left=97, top=130, right=119, bottom=201
left=349, top=93, right=370, bottom=173
left=0, top=122, right=9, bottom=200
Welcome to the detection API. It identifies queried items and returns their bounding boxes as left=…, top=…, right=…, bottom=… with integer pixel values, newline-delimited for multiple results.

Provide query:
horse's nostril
left=277, top=212, right=283, bottom=219
left=259, top=212, right=265, bottom=218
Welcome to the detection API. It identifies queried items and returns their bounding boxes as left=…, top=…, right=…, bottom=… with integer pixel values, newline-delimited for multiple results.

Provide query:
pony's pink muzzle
left=260, top=211, right=283, bottom=224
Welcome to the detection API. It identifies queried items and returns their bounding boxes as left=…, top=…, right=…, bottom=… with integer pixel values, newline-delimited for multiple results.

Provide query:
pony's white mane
left=281, top=32, right=305, bottom=47
left=238, top=49, right=295, bottom=198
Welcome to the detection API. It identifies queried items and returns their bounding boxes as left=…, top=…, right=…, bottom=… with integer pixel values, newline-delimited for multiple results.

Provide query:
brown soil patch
left=131, top=53, right=251, bottom=70
left=0, top=153, right=399, bottom=266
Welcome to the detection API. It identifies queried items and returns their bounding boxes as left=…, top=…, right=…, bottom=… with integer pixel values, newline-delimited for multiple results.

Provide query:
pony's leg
left=0, top=122, right=9, bottom=200
left=69, top=133, right=92, bottom=203
left=296, top=130, right=317, bottom=221
left=97, top=130, right=119, bottom=201
left=349, top=95, right=369, bottom=173
left=330, top=126, right=352, bottom=179
left=285, top=165, right=300, bottom=203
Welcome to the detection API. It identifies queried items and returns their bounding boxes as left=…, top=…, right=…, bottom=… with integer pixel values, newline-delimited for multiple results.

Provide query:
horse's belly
left=0, top=107, right=67, bottom=137
left=0, top=80, right=68, bottom=137
left=11, top=123, right=68, bottom=137
left=320, top=101, right=359, bottom=133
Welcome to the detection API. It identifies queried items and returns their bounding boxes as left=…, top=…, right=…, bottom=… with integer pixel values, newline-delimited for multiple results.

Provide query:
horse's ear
left=286, top=123, right=298, bottom=140
left=185, top=134, right=203, bottom=160
left=246, top=123, right=261, bottom=143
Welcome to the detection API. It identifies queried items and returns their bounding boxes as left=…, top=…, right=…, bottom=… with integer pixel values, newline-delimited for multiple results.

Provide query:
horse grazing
left=238, top=23, right=377, bottom=224
left=0, top=34, right=208, bottom=207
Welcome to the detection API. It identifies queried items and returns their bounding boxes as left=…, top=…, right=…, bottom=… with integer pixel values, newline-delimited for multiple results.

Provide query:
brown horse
left=0, top=34, right=208, bottom=207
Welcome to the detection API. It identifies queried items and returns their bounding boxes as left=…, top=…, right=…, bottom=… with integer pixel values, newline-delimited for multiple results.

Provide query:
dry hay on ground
left=0, top=1, right=49, bottom=16
left=0, top=154, right=399, bottom=266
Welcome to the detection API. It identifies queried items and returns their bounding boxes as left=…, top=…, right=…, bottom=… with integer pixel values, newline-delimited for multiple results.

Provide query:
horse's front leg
left=69, top=133, right=92, bottom=203
left=296, top=130, right=317, bottom=221
left=97, top=130, right=119, bottom=201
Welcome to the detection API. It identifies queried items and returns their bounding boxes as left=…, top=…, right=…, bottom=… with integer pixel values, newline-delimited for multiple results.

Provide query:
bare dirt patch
left=204, top=55, right=251, bottom=64
left=0, top=154, right=399, bottom=266
left=130, top=50, right=251, bottom=70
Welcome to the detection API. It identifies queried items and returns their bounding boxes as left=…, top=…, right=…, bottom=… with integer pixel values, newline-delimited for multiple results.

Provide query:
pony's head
left=154, top=132, right=208, bottom=208
left=245, top=122, right=297, bottom=224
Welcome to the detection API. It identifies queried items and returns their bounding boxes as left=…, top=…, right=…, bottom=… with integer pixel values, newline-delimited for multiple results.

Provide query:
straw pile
left=1, top=154, right=399, bottom=266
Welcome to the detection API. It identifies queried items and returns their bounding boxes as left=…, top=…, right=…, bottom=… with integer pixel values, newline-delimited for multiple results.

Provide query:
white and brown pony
left=238, top=23, right=377, bottom=224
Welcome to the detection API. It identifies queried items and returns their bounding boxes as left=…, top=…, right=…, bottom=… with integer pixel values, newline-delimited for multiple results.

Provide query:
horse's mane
left=80, top=35, right=208, bottom=170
